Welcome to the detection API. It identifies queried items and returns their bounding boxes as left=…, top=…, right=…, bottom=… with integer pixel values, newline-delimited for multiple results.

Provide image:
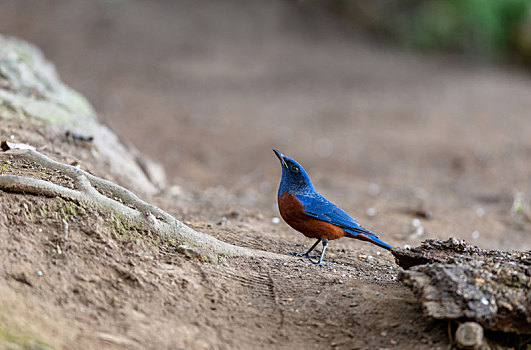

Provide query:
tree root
left=0, top=149, right=279, bottom=262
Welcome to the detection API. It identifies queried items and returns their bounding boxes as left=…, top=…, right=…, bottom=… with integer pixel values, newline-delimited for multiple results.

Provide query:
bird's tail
left=346, top=230, right=393, bottom=250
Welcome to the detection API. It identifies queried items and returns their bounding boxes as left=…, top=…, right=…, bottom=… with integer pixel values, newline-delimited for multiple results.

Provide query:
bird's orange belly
left=278, top=193, right=345, bottom=240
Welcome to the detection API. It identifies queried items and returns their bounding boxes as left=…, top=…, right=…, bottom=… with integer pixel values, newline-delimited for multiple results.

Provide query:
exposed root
left=0, top=149, right=279, bottom=261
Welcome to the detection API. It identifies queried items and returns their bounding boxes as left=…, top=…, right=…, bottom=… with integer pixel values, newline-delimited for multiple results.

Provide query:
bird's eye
left=291, top=165, right=299, bottom=173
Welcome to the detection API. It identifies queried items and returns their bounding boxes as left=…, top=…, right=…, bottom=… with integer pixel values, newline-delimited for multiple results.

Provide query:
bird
left=273, top=149, right=392, bottom=265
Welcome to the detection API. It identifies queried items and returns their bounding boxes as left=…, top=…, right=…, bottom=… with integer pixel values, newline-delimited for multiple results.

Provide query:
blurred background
left=1, top=0, right=530, bottom=251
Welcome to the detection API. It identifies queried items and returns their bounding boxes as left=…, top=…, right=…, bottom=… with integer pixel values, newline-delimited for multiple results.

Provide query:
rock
left=455, top=322, right=484, bottom=350
left=393, top=238, right=531, bottom=334
left=0, top=34, right=163, bottom=196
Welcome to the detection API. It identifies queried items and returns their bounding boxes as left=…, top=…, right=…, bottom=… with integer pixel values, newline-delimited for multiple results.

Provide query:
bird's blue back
left=296, top=192, right=377, bottom=236
left=277, top=156, right=378, bottom=238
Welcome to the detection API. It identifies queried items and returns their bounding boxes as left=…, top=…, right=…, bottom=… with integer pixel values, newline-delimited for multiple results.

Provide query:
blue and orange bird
left=273, top=149, right=392, bottom=265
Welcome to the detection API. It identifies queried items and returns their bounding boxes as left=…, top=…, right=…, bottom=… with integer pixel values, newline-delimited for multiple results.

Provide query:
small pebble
left=366, top=207, right=377, bottom=217
left=404, top=244, right=411, bottom=249
left=472, top=230, right=480, bottom=239
left=218, top=216, right=227, bottom=225
left=272, top=217, right=280, bottom=224
left=455, top=322, right=484, bottom=350
left=9, top=135, right=14, bottom=140
left=36, top=270, right=43, bottom=276
left=412, top=218, right=421, bottom=227
left=475, top=207, right=485, bottom=218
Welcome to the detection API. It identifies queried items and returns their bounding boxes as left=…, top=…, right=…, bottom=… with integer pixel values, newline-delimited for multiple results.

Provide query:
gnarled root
left=0, top=149, right=278, bottom=262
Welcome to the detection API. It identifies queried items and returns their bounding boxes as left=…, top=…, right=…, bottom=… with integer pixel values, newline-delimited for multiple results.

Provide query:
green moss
left=11, top=197, right=90, bottom=227
left=77, top=206, right=86, bottom=216
left=110, top=213, right=129, bottom=238
left=66, top=204, right=77, bottom=217
left=167, top=237, right=178, bottom=246
left=13, top=49, right=33, bottom=65
left=0, top=43, right=96, bottom=125
left=0, top=326, right=52, bottom=350
left=59, top=207, right=68, bottom=222
left=110, top=213, right=143, bottom=242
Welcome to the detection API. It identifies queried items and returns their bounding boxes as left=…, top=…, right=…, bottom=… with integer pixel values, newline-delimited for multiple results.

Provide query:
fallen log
left=392, top=238, right=530, bottom=334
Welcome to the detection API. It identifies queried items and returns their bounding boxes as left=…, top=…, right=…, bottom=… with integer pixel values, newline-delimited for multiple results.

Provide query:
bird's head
left=273, top=149, right=314, bottom=194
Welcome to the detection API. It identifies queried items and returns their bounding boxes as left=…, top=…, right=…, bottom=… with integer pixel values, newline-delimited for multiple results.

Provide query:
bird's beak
left=273, top=149, right=288, bottom=168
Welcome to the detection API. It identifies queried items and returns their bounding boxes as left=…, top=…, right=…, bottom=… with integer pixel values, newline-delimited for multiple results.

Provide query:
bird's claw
left=288, top=251, right=307, bottom=257
left=308, top=258, right=330, bottom=266
left=289, top=252, right=330, bottom=266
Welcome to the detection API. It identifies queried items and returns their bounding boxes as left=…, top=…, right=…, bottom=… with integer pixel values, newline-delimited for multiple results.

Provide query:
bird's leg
left=288, top=238, right=321, bottom=258
left=308, top=239, right=330, bottom=266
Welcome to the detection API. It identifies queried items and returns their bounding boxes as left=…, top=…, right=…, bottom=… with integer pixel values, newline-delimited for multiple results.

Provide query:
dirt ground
left=1, top=1, right=531, bottom=349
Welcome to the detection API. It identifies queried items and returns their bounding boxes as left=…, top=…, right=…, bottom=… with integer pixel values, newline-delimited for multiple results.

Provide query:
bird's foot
left=288, top=251, right=329, bottom=265
left=288, top=251, right=308, bottom=258
left=307, top=257, right=330, bottom=266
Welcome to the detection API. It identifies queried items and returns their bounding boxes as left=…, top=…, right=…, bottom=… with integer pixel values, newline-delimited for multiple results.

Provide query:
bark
left=392, top=238, right=531, bottom=334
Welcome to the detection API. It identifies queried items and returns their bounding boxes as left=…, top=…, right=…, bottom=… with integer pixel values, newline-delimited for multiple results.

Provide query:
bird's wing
left=296, top=193, right=378, bottom=237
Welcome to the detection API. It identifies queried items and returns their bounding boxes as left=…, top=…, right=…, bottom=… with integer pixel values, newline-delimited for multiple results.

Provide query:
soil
left=1, top=1, right=531, bottom=349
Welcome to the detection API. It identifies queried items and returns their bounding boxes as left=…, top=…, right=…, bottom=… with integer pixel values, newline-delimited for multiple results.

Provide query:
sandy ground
left=1, top=1, right=531, bottom=349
